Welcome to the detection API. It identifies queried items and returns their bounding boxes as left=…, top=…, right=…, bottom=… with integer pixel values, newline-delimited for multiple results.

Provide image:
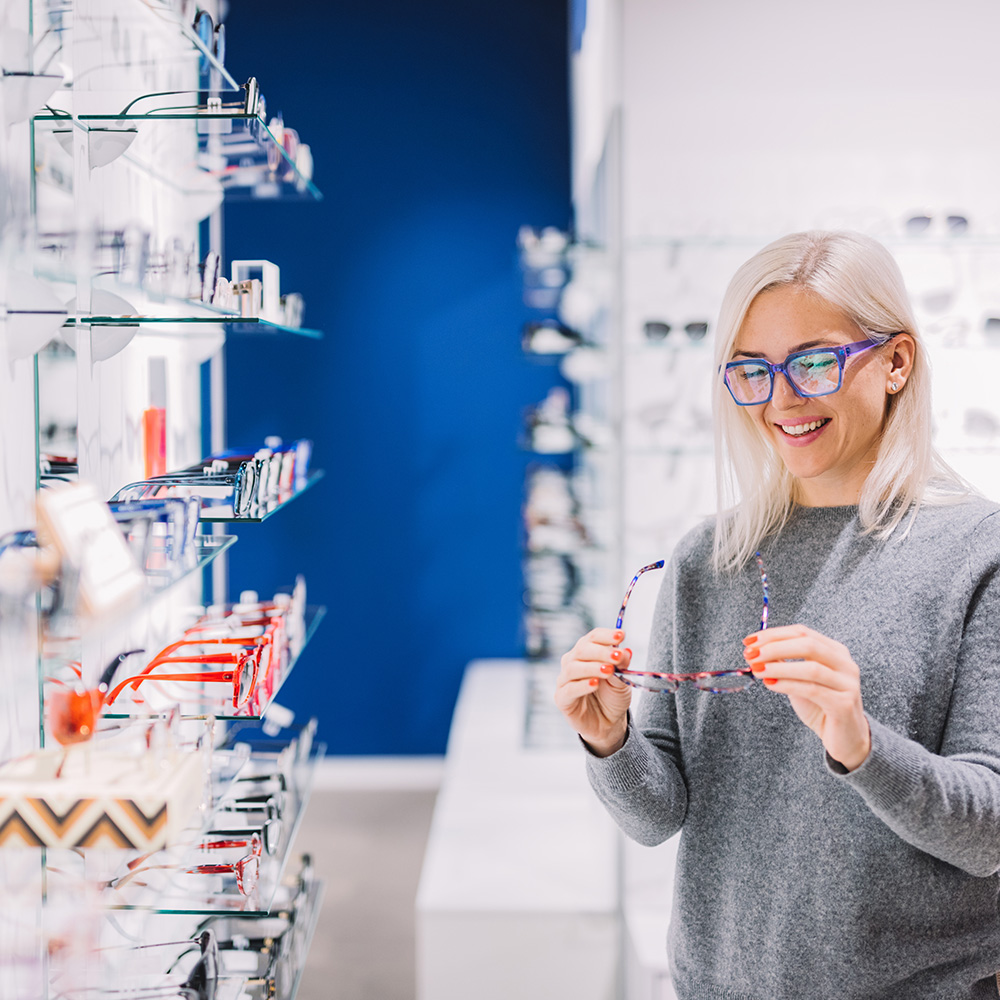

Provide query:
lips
left=777, top=418, right=831, bottom=438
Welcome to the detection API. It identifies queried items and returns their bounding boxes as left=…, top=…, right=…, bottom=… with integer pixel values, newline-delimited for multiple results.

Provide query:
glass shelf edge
left=198, top=471, right=326, bottom=524
left=284, top=878, right=327, bottom=1000
left=64, top=316, right=322, bottom=338
left=32, top=110, right=322, bottom=200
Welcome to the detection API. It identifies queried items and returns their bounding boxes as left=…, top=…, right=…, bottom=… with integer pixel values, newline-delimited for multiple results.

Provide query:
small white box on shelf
left=231, top=260, right=281, bottom=323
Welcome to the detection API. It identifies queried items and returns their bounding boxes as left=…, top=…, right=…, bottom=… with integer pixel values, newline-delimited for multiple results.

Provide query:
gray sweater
left=586, top=498, right=1000, bottom=1000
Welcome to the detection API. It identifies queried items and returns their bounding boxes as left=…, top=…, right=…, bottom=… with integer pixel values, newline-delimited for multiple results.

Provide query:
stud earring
left=890, top=381, right=899, bottom=392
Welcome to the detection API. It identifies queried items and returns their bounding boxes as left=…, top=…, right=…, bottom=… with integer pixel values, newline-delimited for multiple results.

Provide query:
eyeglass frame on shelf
left=103, top=647, right=262, bottom=711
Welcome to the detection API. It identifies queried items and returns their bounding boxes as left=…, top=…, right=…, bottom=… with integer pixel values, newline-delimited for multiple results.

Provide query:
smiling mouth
left=777, top=418, right=830, bottom=437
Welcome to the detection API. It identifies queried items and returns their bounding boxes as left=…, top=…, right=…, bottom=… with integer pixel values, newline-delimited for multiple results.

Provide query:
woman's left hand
left=743, top=624, right=871, bottom=771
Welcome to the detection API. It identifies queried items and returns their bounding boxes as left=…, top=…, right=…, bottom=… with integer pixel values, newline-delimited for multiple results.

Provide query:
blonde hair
left=712, top=230, right=969, bottom=572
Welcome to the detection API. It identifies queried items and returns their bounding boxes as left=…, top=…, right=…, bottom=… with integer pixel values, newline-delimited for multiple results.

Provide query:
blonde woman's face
left=732, top=285, right=910, bottom=507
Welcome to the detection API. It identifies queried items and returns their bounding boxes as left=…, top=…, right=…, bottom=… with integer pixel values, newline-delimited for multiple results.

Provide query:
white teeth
left=780, top=419, right=827, bottom=436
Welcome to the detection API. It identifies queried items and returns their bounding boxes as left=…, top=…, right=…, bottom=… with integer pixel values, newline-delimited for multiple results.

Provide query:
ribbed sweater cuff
left=582, top=713, right=658, bottom=793
left=827, top=713, right=925, bottom=809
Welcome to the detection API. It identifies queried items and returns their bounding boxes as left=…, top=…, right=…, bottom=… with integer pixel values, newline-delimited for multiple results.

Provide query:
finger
left=564, top=633, right=627, bottom=666
left=554, top=676, right=602, bottom=709
left=560, top=658, right=618, bottom=683
left=744, top=633, right=849, bottom=669
left=749, top=658, right=855, bottom=692
left=591, top=627, right=627, bottom=647
left=743, top=623, right=813, bottom=647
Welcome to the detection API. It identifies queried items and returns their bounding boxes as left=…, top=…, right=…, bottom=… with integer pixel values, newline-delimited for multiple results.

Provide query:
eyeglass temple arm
left=97, top=649, right=146, bottom=692
left=106, top=669, right=237, bottom=705
left=754, top=551, right=769, bottom=632
left=129, top=649, right=250, bottom=690
left=615, top=560, right=666, bottom=631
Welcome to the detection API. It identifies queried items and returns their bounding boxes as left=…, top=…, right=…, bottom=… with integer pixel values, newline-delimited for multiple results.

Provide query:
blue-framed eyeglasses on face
left=722, top=334, right=896, bottom=406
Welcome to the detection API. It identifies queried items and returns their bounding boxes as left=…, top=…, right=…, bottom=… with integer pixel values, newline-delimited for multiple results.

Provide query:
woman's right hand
left=555, top=628, right=633, bottom=757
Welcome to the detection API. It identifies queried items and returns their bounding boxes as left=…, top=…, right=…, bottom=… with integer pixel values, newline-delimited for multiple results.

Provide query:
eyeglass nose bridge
left=769, top=359, right=810, bottom=402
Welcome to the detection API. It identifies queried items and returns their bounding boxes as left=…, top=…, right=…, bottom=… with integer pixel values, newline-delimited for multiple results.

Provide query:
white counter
left=416, top=659, right=621, bottom=1000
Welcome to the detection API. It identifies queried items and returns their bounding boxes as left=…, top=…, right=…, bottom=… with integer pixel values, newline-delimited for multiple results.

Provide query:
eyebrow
left=731, top=338, right=837, bottom=360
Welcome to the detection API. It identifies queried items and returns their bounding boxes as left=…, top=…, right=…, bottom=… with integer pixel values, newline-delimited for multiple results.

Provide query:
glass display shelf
left=40, top=533, right=237, bottom=642
left=29, top=267, right=321, bottom=340
left=100, top=604, right=326, bottom=722
left=33, top=106, right=321, bottom=202
left=199, top=471, right=326, bottom=524
left=38, top=738, right=324, bottom=918
left=107, top=741, right=322, bottom=916
left=64, top=314, right=323, bottom=339
left=140, top=531, right=237, bottom=587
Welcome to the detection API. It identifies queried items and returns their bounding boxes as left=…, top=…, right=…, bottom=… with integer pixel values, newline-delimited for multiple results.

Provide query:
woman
left=555, top=230, right=1000, bottom=999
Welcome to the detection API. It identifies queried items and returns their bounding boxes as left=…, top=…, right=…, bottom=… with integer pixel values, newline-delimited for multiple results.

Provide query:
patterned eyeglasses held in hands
left=613, top=553, right=769, bottom=693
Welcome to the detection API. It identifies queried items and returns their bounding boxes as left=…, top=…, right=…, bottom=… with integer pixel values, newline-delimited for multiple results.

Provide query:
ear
left=887, top=333, right=916, bottom=393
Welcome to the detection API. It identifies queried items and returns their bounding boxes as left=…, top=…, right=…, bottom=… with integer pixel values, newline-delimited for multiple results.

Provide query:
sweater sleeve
left=828, top=514, right=1000, bottom=878
left=584, top=553, right=689, bottom=847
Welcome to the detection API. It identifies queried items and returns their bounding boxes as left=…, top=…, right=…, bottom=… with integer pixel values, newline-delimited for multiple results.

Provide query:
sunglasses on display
left=722, top=335, right=896, bottom=406
left=613, top=553, right=769, bottom=693
left=643, top=320, right=710, bottom=343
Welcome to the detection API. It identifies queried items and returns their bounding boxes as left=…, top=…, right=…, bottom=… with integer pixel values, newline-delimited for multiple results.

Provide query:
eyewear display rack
left=0, top=1, right=327, bottom=997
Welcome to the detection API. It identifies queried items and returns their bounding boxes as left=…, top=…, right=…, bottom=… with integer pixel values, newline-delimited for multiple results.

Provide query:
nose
left=770, top=368, right=804, bottom=408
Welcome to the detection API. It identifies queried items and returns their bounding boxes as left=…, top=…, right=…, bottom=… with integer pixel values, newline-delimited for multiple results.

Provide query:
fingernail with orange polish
left=763, top=678, right=778, bottom=686
left=742, top=636, right=757, bottom=646
left=589, top=678, right=599, bottom=687
left=744, top=647, right=760, bottom=660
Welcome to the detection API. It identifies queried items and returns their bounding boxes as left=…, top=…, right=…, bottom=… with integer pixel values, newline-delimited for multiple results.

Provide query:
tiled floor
left=293, top=789, right=438, bottom=1000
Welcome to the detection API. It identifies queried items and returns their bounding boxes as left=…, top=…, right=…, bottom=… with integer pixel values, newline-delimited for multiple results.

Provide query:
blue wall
left=222, top=1, right=571, bottom=754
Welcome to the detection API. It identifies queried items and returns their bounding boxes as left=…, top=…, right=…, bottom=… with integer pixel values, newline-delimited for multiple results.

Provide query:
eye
left=734, top=363, right=767, bottom=382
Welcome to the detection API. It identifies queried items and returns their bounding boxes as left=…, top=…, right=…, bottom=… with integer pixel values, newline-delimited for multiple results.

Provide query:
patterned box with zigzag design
left=0, top=745, right=205, bottom=850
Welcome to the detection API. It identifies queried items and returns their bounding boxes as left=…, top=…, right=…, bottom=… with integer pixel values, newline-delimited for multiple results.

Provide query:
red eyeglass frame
left=104, top=647, right=261, bottom=711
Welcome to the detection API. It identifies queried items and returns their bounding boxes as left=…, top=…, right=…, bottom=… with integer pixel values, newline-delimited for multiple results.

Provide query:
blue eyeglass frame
left=722, top=335, right=896, bottom=406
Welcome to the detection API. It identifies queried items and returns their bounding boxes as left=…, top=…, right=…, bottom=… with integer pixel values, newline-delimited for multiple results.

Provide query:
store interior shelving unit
left=0, top=1, right=325, bottom=996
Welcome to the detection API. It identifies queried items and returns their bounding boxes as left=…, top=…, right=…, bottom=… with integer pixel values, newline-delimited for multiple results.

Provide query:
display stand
left=0, top=1, right=325, bottom=995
